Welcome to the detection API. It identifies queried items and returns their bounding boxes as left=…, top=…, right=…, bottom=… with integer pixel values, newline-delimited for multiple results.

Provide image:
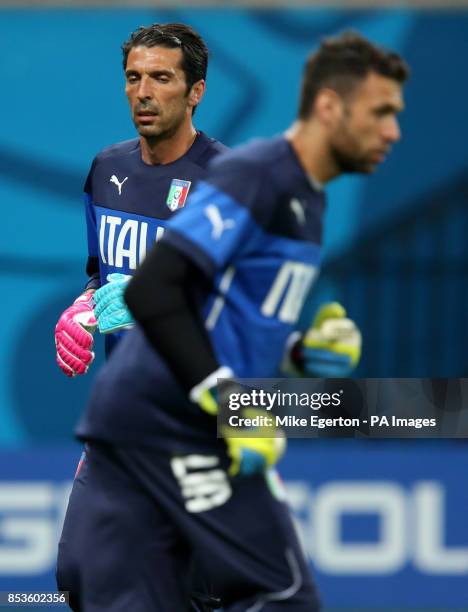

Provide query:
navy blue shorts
left=58, top=443, right=320, bottom=611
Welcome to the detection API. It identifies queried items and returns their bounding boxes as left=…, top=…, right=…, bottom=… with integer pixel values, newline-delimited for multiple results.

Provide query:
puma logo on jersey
left=204, top=205, right=235, bottom=239
left=290, top=198, right=306, bottom=225
left=110, top=175, right=128, bottom=195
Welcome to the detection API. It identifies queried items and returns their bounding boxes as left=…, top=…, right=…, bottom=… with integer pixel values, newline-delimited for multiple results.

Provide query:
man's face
left=330, top=72, right=404, bottom=174
left=125, top=45, right=194, bottom=139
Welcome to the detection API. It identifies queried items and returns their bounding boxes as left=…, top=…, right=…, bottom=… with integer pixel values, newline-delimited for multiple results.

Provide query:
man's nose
left=137, top=76, right=152, bottom=100
left=383, top=116, right=401, bottom=143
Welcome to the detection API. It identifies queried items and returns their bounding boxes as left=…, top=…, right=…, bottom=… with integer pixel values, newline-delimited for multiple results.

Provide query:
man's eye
left=374, top=107, right=397, bottom=118
left=157, top=76, right=170, bottom=83
left=127, top=76, right=139, bottom=84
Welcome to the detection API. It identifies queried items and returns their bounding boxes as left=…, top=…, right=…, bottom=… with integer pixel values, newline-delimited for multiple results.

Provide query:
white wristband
left=189, top=366, right=235, bottom=402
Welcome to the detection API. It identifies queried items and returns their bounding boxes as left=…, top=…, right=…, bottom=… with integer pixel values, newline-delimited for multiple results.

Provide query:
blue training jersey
left=84, top=131, right=227, bottom=353
left=77, top=135, right=326, bottom=451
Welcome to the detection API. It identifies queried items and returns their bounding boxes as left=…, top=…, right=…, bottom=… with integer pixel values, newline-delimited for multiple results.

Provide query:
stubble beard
left=330, top=113, right=376, bottom=175
left=330, top=140, right=376, bottom=175
left=136, top=109, right=187, bottom=147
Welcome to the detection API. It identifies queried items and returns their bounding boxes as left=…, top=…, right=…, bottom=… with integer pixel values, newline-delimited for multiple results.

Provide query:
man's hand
left=55, top=293, right=97, bottom=377
left=221, top=409, right=286, bottom=477
left=290, top=302, right=362, bottom=377
left=93, top=273, right=134, bottom=334
left=192, top=370, right=286, bottom=477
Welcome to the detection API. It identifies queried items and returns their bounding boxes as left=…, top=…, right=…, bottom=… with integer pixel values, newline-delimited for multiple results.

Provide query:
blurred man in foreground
left=73, top=32, right=409, bottom=610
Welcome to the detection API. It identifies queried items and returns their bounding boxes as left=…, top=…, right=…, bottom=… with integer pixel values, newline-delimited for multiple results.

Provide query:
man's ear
left=313, top=88, right=344, bottom=128
left=188, top=80, right=206, bottom=109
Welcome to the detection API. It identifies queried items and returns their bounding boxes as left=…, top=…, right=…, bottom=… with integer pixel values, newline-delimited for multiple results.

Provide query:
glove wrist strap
left=189, top=366, right=235, bottom=403
left=281, top=331, right=304, bottom=376
left=73, top=293, right=94, bottom=307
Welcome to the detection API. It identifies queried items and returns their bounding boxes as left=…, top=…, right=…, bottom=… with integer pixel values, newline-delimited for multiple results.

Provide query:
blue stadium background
left=0, top=7, right=467, bottom=610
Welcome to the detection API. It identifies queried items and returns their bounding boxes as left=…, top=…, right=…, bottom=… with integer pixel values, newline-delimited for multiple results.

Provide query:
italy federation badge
left=166, top=179, right=191, bottom=211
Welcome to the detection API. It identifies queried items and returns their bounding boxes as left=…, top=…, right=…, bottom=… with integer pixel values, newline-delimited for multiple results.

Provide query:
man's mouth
left=136, top=111, right=159, bottom=126
left=371, top=149, right=389, bottom=163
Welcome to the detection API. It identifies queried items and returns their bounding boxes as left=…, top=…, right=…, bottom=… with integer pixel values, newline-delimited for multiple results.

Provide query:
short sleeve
left=163, top=157, right=270, bottom=277
left=84, top=159, right=98, bottom=259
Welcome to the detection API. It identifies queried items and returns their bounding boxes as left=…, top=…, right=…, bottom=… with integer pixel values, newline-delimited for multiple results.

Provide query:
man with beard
left=73, top=32, right=409, bottom=610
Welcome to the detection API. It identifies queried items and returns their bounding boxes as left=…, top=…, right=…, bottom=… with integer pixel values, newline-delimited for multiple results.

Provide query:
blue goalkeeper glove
left=190, top=369, right=286, bottom=477
left=93, top=273, right=134, bottom=334
left=288, top=302, right=361, bottom=377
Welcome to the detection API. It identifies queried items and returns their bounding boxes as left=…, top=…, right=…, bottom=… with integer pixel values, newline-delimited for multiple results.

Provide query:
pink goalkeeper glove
left=55, top=293, right=97, bottom=377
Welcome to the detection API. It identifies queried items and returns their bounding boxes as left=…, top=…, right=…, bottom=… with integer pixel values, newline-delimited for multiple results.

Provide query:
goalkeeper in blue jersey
left=54, top=23, right=227, bottom=375
left=55, top=23, right=228, bottom=612
left=72, top=32, right=408, bottom=610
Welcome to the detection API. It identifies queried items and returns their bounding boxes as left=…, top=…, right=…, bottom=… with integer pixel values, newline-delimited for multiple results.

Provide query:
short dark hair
left=122, top=23, right=209, bottom=114
left=298, top=31, right=410, bottom=119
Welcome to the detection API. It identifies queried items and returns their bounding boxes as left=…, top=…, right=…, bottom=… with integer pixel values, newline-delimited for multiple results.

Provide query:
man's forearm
left=125, top=241, right=220, bottom=392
